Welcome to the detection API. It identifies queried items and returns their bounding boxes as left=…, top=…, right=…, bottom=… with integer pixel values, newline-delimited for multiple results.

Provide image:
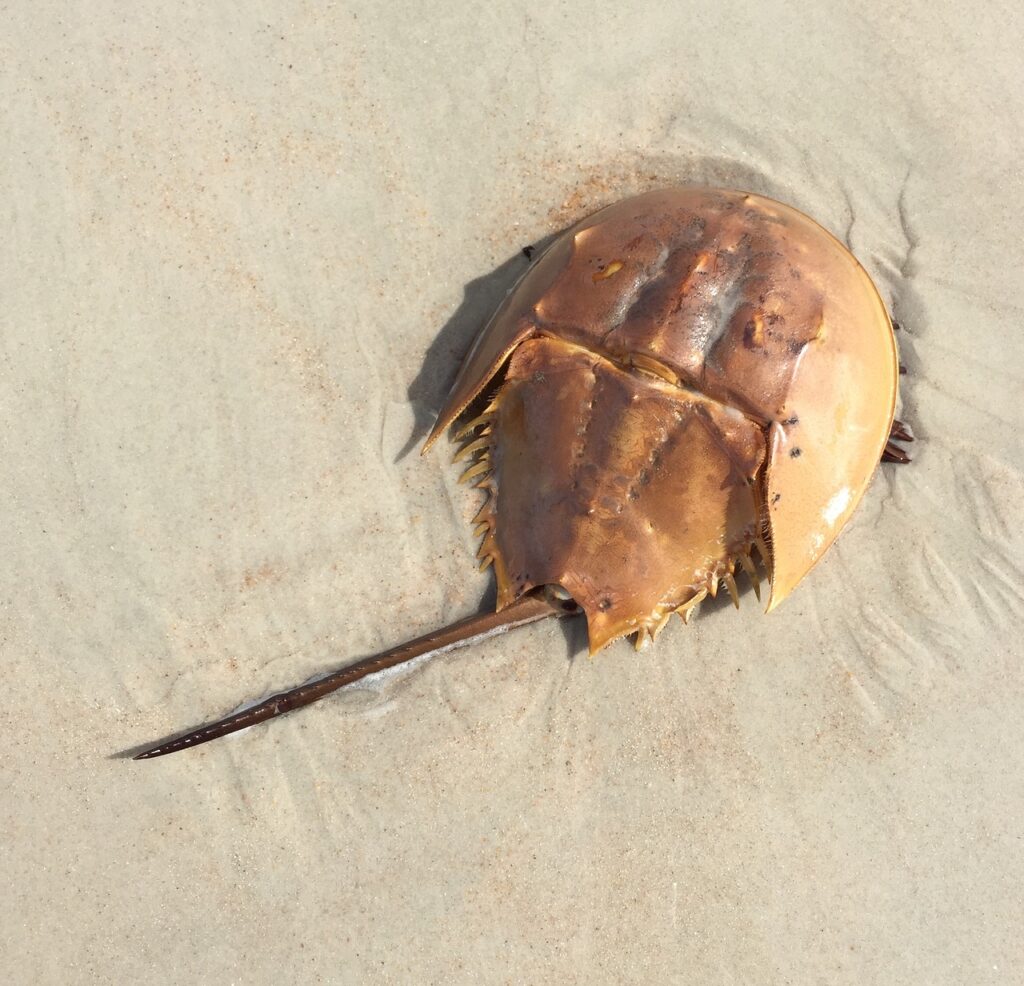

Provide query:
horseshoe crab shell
left=426, top=187, right=898, bottom=651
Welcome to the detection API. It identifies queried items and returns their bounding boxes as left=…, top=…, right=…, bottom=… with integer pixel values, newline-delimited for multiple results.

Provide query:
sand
left=3, top=1, right=1023, bottom=982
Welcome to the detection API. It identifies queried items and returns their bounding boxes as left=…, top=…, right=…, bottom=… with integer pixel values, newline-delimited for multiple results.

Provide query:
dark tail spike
left=134, top=591, right=576, bottom=760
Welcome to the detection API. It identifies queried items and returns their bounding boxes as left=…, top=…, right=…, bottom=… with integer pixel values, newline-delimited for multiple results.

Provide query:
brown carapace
left=134, top=187, right=910, bottom=759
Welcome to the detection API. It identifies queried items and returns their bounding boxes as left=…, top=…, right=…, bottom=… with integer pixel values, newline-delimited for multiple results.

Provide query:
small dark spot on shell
left=772, top=493, right=782, bottom=504
left=783, top=415, right=799, bottom=426
left=521, top=244, right=536, bottom=260
left=790, top=447, right=802, bottom=458
left=533, top=371, right=546, bottom=384
left=788, top=340, right=805, bottom=355
left=598, top=598, right=612, bottom=612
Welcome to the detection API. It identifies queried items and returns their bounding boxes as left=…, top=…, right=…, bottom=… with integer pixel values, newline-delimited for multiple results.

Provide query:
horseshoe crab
left=134, top=186, right=910, bottom=759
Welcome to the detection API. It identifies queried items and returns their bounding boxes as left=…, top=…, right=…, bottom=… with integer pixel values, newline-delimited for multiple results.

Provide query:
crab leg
left=134, top=591, right=577, bottom=760
left=889, top=418, right=914, bottom=443
left=882, top=417, right=914, bottom=464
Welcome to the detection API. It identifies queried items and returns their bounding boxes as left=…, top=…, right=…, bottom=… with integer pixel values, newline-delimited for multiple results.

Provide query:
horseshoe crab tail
left=133, top=590, right=577, bottom=760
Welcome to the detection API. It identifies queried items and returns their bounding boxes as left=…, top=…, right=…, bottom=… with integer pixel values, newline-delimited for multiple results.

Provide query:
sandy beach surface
left=3, top=1, right=1023, bottom=982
